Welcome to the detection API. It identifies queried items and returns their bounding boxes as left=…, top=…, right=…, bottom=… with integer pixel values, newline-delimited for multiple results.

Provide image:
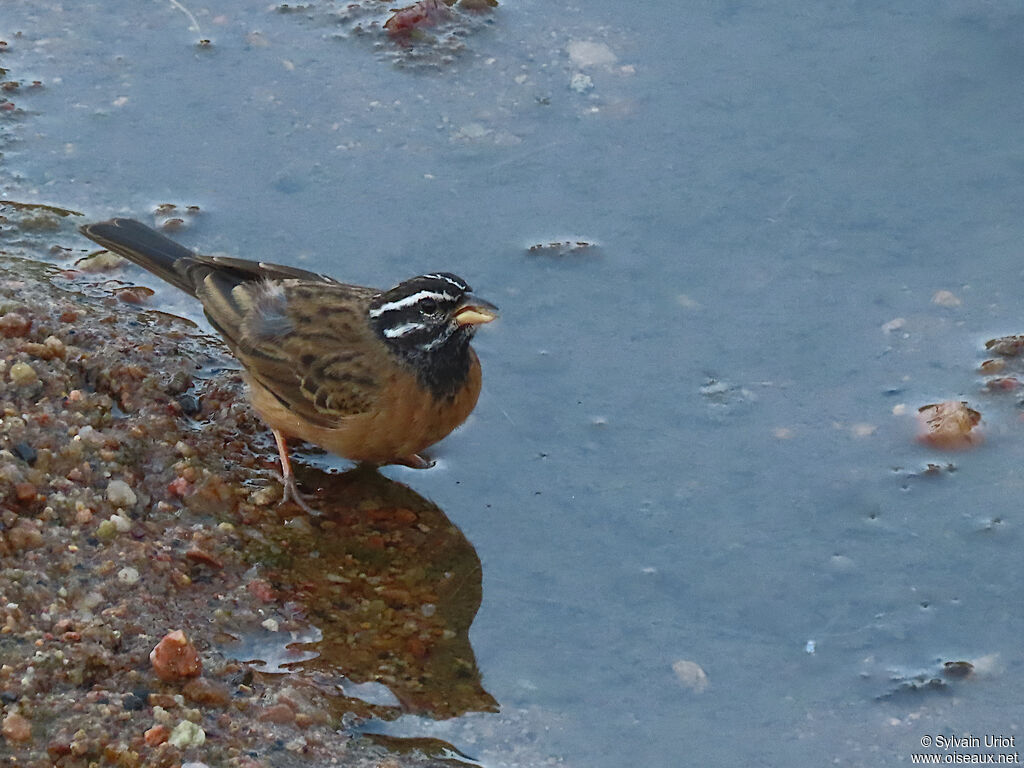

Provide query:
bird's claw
left=395, top=453, right=435, bottom=469
left=271, top=471, right=318, bottom=514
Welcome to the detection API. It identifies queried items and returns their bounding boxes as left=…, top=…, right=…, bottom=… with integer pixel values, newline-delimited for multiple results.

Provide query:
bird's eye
left=419, top=298, right=439, bottom=316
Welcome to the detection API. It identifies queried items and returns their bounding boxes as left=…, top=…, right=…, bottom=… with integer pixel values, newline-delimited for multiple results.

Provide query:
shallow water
left=6, top=0, right=1024, bottom=765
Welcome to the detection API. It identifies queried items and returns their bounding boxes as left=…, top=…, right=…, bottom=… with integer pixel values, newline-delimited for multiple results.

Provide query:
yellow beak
left=454, top=295, right=499, bottom=326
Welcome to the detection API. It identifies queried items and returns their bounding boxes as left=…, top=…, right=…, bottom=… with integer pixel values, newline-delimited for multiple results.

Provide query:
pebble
left=44, top=335, right=65, bottom=356
left=143, top=724, right=169, bottom=747
left=148, top=693, right=183, bottom=709
left=12, top=442, right=37, bottom=465
left=7, top=520, right=44, bottom=550
left=185, top=548, right=223, bottom=569
left=0, top=463, right=23, bottom=485
left=1, top=711, right=31, bottom=742
left=106, top=480, right=138, bottom=508
left=14, top=482, right=36, bottom=501
left=183, top=677, right=231, bottom=707
left=115, top=286, right=155, bottom=304
left=672, top=659, right=709, bottom=693
left=76, top=425, right=103, bottom=444
left=932, top=289, right=962, bottom=307
left=176, top=394, right=201, bottom=415
left=917, top=400, right=982, bottom=450
left=78, top=591, right=104, bottom=611
left=9, top=361, right=38, bottom=386
left=150, top=630, right=203, bottom=682
left=75, top=251, right=125, bottom=273
left=109, top=513, right=132, bottom=532
left=168, top=720, right=205, bottom=748
left=248, top=485, right=278, bottom=506
left=117, top=566, right=140, bottom=585
left=0, top=312, right=31, bottom=337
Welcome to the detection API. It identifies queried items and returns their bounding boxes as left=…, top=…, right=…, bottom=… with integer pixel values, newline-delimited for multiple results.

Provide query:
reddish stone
left=143, top=725, right=168, bottom=747
left=1, top=712, right=31, bottom=742
left=246, top=579, right=277, bottom=603
left=149, top=629, right=202, bottom=682
left=168, top=476, right=191, bottom=497
left=986, top=376, right=1019, bottom=391
left=14, top=482, right=36, bottom=501
left=0, top=312, right=31, bottom=338
left=381, top=588, right=411, bottom=608
left=917, top=400, right=982, bottom=450
left=183, top=677, right=231, bottom=707
left=185, top=548, right=223, bottom=569
left=259, top=703, right=295, bottom=724
left=115, top=286, right=154, bottom=304
left=406, top=636, right=428, bottom=659
left=384, top=0, right=451, bottom=36
left=146, top=693, right=179, bottom=708
left=393, top=508, right=418, bottom=525
left=47, top=740, right=72, bottom=758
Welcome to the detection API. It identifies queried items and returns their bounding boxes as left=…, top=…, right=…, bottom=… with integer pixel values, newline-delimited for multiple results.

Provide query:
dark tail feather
left=79, top=218, right=201, bottom=296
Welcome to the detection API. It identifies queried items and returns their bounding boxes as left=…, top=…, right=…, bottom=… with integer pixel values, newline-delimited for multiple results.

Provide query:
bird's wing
left=199, top=254, right=342, bottom=285
left=81, top=219, right=385, bottom=426
left=80, top=218, right=342, bottom=295
left=195, top=276, right=384, bottom=427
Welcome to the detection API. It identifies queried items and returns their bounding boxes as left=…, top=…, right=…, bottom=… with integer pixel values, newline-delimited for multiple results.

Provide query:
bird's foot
left=270, top=427, right=318, bottom=513
left=395, top=453, right=435, bottom=469
left=276, top=472, right=318, bottom=514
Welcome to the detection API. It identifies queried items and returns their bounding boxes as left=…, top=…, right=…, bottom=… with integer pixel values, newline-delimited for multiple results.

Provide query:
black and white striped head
left=368, top=272, right=498, bottom=393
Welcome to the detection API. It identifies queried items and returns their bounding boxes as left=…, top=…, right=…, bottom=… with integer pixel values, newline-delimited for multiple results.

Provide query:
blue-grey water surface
left=6, top=1, right=1024, bottom=765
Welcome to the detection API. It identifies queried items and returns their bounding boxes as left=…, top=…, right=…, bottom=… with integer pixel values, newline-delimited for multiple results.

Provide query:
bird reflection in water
left=218, top=464, right=497, bottom=733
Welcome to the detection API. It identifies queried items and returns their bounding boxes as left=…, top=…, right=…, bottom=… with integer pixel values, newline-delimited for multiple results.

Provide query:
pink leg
left=273, top=429, right=316, bottom=514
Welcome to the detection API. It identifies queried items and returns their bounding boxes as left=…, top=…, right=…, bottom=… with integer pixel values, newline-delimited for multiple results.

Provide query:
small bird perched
left=80, top=218, right=498, bottom=511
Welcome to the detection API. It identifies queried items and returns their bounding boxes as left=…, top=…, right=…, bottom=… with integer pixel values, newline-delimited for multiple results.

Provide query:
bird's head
left=369, top=273, right=498, bottom=390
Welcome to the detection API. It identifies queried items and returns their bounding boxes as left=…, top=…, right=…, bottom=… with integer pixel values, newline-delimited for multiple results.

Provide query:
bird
left=79, top=218, right=498, bottom=511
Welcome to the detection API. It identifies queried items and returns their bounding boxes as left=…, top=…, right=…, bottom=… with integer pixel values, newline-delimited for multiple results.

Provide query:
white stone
left=106, top=480, right=137, bottom=508
left=168, top=720, right=205, bottom=748
left=672, top=659, right=709, bottom=693
left=110, top=513, right=132, bottom=532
